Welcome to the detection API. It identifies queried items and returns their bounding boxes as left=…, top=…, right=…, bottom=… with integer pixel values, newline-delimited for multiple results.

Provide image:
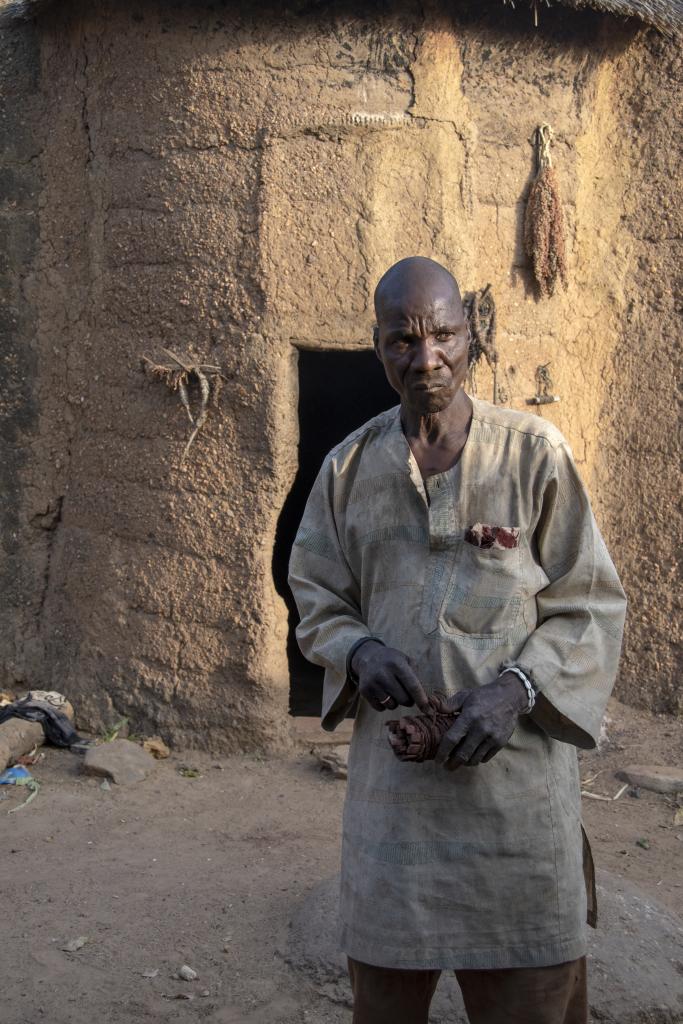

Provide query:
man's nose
left=412, top=338, right=441, bottom=373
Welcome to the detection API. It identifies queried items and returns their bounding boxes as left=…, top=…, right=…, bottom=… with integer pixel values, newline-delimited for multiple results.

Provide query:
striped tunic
left=288, top=398, right=626, bottom=970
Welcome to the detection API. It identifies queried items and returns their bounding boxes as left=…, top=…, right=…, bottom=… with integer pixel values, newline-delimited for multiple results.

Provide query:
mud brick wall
left=0, top=0, right=679, bottom=749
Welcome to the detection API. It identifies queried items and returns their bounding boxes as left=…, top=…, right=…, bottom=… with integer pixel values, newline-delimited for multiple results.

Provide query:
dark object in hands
left=386, top=694, right=459, bottom=763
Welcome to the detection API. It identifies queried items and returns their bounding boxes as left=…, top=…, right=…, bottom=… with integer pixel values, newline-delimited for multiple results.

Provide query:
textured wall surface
left=0, top=23, right=46, bottom=704
left=596, top=37, right=682, bottom=712
left=0, top=0, right=679, bottom=750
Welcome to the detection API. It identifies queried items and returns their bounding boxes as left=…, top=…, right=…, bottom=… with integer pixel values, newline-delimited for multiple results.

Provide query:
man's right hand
left=351, top=641, right=430, bottom=713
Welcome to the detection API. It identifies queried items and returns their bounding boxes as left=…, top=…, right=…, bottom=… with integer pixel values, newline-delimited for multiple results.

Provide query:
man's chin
left=408, top=389, right=454, bottom=414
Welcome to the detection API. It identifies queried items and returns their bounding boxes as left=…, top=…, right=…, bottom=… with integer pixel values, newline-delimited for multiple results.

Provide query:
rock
left=142, top=736, right=170, bottom=759
left=0, top=719, right=44, bottom=773
left=313, top=746, right=348, bottom=780
left=178, top=965, right=198, bottom=981
left=615, top=765, right=683, bottom=794
left=61, top=936, right=88, bottom=952
left=285, top=872, right=683, bottom=1024
left=589, top=872, right=683, bottom=1022
left=83, top=739, right=155, bottom=785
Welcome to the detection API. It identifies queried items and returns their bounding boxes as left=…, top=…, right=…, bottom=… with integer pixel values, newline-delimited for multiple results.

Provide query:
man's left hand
left=435, top=673, right=529, bottom=771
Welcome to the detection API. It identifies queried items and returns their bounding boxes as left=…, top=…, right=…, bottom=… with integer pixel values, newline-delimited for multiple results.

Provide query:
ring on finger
left=379, top=695, right=393, bottom=706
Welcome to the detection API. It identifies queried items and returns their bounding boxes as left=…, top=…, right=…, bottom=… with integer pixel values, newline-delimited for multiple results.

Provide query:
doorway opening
left=272, top=347, right=398, bottom=717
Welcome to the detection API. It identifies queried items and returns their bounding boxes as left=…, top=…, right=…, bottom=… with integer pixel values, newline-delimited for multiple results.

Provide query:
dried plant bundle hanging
left=524, top=124, right=568, bottom=299
left=465, top=284, right=502, bottom=403
left=141, top=348, right=225, bottom=464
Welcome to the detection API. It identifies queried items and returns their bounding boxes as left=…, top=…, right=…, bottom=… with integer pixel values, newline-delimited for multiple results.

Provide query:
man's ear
left=372, top=325, right=380, bottom=355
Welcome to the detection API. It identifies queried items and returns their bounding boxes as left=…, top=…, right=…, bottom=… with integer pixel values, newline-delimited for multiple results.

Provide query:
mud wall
left=0, top=0, right=679, bottom=750
left=596, top=38, right=682, bottom=713
left=0, top=23, right=46, bottom=708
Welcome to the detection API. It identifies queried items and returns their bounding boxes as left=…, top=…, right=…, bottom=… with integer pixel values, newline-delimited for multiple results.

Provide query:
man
left=288, top=256, right=626, bottom=1024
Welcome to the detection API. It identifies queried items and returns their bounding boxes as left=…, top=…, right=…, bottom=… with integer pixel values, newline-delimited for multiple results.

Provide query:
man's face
left=374, top=285, right=469, bottom=415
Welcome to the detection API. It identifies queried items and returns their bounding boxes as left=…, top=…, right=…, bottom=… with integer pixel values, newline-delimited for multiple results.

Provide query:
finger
left=380, top=696, right=398, bottom=712
left=450, top=726, right=488, bottom=767
left=466, top=737, right=497, bottom=766
left=363, top=678, right=403, bottom=712
left=393, top=659, right=430, bottom=711
left=435, top=716, right=472, bottom=765
left=364, top=696, right=394, bottom=712
left=482, top=744, right=502, bottom=763
left=376, top=675, right=411, bottom=706
left=363, top=690, right=398, bottom=713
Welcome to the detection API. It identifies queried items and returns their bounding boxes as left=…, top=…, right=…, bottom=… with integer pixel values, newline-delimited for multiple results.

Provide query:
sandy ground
left=0, top=698, right=681, bottom=1024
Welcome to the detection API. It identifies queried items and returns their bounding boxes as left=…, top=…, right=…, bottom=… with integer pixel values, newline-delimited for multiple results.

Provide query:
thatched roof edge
left=0, top=0, right=681, bottom=33
left=559, top=0, right=682, bottom=33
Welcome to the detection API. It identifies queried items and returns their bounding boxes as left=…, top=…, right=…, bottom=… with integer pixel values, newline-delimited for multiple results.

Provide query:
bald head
left=372, top=257, right=469, bottom=415
left=374, top=256, right=463, bottom=323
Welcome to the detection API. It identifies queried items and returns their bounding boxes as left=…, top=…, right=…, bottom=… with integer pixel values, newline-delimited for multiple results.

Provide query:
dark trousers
left=348, top=955, right=587, bottom=1024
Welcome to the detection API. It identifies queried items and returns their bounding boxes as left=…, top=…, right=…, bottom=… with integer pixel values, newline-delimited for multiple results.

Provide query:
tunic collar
left=382, top=395, right=482, bottom=503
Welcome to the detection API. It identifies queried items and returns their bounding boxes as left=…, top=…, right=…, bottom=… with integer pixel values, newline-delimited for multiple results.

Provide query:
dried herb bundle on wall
left=524, top=124, right=568, bottom=298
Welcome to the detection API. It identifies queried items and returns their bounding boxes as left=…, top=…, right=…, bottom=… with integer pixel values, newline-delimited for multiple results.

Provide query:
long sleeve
left=515, top=442, right=627, bottom=749
left=288, top=458, right=373, bottom=731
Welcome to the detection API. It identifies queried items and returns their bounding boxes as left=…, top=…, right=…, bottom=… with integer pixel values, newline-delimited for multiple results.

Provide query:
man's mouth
left=412, top=379, right=446, bottom=391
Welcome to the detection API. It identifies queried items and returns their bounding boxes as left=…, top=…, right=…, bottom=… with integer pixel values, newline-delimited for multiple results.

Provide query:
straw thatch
left=556, top=0, right=681, bottom=32
left=0, top=0, right=681, bottom=30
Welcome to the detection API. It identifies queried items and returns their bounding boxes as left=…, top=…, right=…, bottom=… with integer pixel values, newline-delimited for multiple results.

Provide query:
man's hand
left=351, top=641, right=430, bottom=713
left=435, top=672, right=528, bottom=770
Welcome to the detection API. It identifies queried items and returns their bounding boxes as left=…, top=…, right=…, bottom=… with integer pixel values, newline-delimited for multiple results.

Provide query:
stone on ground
left=285, top=872, right=683, bottom=1024
left=83, top=739, right=156, bottom=785
left=142, top=736, right=170, bottom=759
left=313, top=746, right=349, bottom=780
left=0, top=718, right=44, bottom=772
left=615, top=765, right=683, bottom=794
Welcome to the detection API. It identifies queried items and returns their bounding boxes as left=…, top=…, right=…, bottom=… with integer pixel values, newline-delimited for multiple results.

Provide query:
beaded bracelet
left=499, top=665, right=536, bottom=715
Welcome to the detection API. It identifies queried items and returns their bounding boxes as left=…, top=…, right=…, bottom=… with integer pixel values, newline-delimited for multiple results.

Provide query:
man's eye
left=436, top=332, right=454, bottom=341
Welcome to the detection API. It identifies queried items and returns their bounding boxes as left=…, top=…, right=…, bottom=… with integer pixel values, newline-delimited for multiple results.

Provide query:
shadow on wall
left=273, top=348, right=398, bottom=717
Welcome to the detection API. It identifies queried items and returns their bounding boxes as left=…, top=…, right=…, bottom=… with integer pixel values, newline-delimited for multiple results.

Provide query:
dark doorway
left=273, top=348, right=398, bottom=717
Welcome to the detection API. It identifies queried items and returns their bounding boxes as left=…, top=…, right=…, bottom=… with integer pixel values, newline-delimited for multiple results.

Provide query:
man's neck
left=401, top=389, right=473, bottom=450
left=400, top=390, right=473, bottom=479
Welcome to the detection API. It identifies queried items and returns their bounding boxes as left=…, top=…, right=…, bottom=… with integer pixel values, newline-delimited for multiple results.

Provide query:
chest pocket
left=441, top=539, right=523, bottom=637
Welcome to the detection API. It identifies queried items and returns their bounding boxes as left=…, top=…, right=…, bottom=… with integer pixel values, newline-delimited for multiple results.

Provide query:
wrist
left=497, top=672, right=527, bottom=709
left=497, top=667, right=535, bottom=715
left=347, top=636, right=385, bottom=682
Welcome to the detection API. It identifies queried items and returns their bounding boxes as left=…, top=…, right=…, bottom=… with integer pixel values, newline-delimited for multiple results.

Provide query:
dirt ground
left=0, top=697, right=681, bottom=1024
